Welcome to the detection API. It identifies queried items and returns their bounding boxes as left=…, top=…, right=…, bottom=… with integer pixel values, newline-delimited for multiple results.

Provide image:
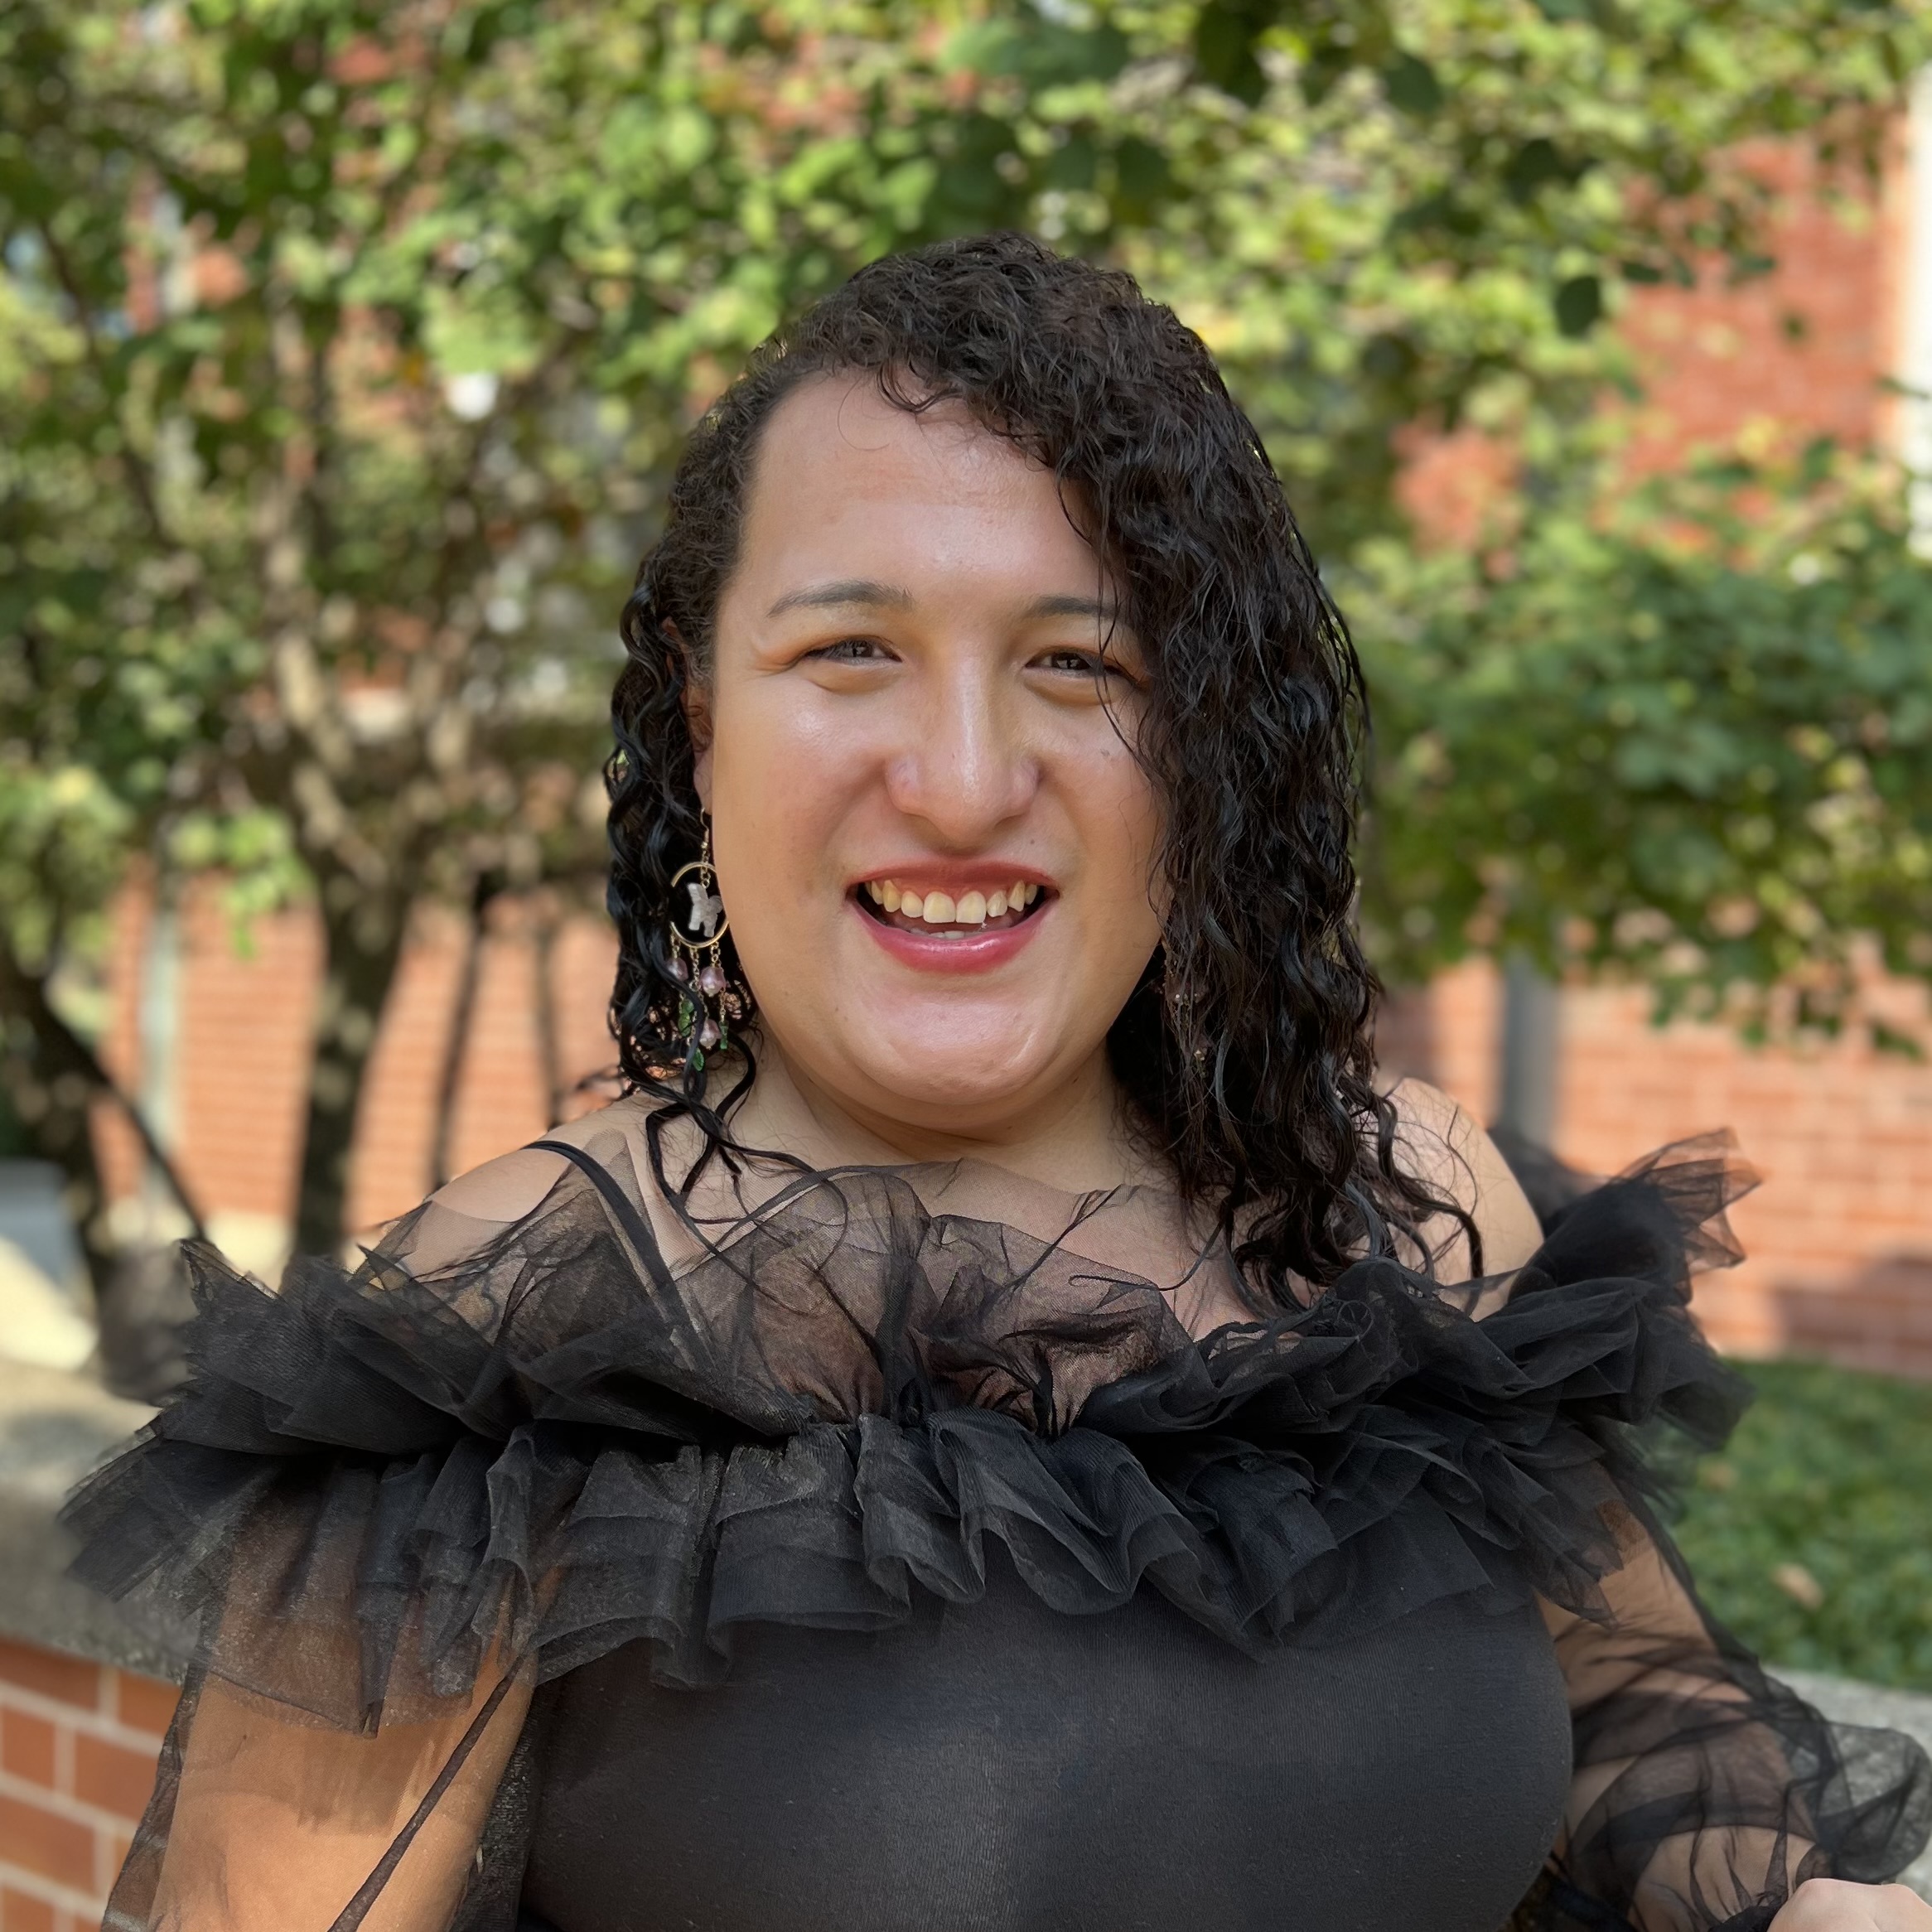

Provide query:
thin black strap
left=531, top=1137, right=676, bottom=1295
left=328, top=1669, right=521, bottom=1931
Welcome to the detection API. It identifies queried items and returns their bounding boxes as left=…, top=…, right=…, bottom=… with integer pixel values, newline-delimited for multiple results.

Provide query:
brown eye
left=811, top=637, right=892, bottom=663
left=1038, top=648, right=1108, bottom=674
left=1036, top=646, right=1137, bottom=682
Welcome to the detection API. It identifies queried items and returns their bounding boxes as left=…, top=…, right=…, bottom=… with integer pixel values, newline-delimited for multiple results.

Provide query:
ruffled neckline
left=63, top=1131, right=1755, bottom=1710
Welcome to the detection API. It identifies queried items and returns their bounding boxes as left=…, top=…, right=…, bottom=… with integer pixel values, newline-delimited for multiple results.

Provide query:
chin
left=852, top=1030, right=1058, bottom=1122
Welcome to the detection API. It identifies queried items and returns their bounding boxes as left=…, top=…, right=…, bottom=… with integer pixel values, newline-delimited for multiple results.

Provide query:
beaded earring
left=1162, top=944, right=1210, bottom=1068
left=666, top=818, right=744, bottom=1060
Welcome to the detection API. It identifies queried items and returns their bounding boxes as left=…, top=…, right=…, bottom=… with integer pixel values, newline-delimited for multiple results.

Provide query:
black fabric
left=523, top=1555, right=1572, bottom=1932
left=60, top=1122, right=1932, bottom=1931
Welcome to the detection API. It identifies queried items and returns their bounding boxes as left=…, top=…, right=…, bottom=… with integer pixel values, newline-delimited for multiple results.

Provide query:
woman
left=69, top=234, right=1930, bottom=1932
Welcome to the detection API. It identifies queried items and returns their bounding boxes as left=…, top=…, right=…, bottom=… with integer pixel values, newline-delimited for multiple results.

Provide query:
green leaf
left=1043, top=134, right=1097, bottom=193
left=1360, top=331, right=1419, bottom=384
left=1383, top=53, right=1442, bottom=118
left=1504, top=137, right=1570, bottom=203
left=1554, top=273, right=1604, bottom=337
left=1194, top=2, right=1269, bottom=106
left=1112, top=136, right=1171, bottom=217
left=946, top=17, right=1128, bottom=87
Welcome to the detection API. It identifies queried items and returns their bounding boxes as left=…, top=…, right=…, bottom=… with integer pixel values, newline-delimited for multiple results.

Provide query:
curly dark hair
left=606, top=231, right=1469, bottom=1299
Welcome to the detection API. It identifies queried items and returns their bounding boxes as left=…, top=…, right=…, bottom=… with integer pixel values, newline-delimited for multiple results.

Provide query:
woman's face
left=696, top=374, right=1165, bottom=1140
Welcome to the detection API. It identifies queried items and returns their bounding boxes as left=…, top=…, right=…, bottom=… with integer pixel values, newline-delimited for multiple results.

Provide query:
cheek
left=704, top=693, right=861, bottom=935
left=1074, top=744, right=1165, bottom=929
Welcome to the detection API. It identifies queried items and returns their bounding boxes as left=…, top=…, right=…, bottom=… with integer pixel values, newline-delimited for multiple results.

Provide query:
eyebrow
left=764, top=582, right=1122, bottom=625
left=766, top=578, right=915, bottom=618
left=1022, top=593, right=1117, bottom=624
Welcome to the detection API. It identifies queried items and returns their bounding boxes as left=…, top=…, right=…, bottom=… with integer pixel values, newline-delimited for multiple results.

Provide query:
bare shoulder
left=421, top=1097, right=656, bottom=1229
left=427, top=1096, right=717, bottom=1273
left=1384, top=1077, right=1545, bottom=1288
left=400, top=1104, right=654, bottom=1278
left=427, top=1141, right=579, bottom=1228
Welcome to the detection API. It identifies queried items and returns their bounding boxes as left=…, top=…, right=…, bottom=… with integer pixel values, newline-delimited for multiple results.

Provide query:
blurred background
left=2, top=0, right=1932, bottom=1918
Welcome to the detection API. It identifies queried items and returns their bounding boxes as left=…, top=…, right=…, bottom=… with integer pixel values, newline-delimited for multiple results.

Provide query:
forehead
left=732, top=374, right=1102, bottom=590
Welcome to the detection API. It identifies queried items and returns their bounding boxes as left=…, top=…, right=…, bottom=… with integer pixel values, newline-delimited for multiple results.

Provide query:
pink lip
left=852, top=896, right=1051, bottom=975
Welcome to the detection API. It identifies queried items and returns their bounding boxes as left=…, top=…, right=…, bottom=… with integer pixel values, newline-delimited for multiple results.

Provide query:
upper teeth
left=866, top=879, right=1036, bottom=924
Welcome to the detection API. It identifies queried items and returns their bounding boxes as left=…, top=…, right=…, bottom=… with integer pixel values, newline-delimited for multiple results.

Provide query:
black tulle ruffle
left=66, top=1142, right=1746, bottom=1711
left=60, top=1129, right=1932, bottom=1931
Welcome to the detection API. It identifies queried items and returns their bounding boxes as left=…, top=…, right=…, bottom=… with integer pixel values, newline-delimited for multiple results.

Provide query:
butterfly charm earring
left=666, top=816, right=743, bottom=1060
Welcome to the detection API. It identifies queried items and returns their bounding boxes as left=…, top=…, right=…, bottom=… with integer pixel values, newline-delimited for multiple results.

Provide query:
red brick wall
left=1621, top=138, right=1901, bottom=473
left=1382, top=963, right=1932, bottom=1377
left=95, top=882, right=317, bottom=1226
left=1398, top=135, right=1902, bottom=548
left=99, top=885, right=619, bottom=1246
left=0, top=1639, right=171, bottom=1930
left=353, top=898, right=616, bottom=1231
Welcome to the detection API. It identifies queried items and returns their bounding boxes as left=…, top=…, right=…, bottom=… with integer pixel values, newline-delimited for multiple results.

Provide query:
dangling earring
left=1162, top=944, right=1209, bottom=1068
left=666, top=817, right=740, bottom=1061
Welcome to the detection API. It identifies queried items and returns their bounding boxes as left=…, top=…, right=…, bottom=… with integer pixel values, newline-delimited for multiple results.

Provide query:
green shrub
left=1673, top=1357, right=1932, bottom=1691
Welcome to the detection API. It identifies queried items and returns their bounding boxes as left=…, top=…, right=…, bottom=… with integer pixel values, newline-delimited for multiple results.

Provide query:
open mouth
left=853, top=877, right=1051, bottom=941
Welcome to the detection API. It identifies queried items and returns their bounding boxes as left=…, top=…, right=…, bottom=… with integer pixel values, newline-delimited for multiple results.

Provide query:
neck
left=723, top=1030, right=1155, bottom=1195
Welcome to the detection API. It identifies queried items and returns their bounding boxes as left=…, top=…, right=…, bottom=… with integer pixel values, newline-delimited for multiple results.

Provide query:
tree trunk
left=532, top=897, right=566, bottom=1127
left=0, top=949, right=118, bottom=1307
left=0, top=930, right=205, bottom=1300
left=292, top=880, right=413, bottom=1258
left=429, top=874, right=500, bottom=1189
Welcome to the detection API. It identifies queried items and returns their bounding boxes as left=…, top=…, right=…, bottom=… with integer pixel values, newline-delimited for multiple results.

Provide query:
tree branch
left=0, top=934, right=207, bottom=1244
left=34, top=217, right=176, bottom=559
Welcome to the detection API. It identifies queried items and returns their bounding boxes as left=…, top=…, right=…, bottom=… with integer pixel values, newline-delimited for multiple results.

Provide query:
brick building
left=88, top=118, right=1932, bottom=1378
left=0, top=1639, right=167, bottom=1930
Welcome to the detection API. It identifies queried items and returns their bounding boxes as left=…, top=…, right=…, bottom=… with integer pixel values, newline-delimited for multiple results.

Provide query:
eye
left=1036, top=647, right=1108, bottom=674
left=1033, top=645, right=1137, bottom=683
left=807, top=636, right=895, bottom=664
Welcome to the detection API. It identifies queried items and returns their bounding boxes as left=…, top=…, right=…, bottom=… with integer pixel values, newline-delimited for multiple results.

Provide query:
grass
left=1670, top=1356, right=1932, bottom=1693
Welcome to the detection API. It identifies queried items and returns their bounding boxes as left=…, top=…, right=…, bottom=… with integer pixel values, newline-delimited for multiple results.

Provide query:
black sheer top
left=62, top=1113, right=1931, bottom=1931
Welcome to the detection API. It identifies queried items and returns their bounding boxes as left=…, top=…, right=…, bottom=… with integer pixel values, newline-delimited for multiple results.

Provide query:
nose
left=883, top=658, right=1038, bottom=846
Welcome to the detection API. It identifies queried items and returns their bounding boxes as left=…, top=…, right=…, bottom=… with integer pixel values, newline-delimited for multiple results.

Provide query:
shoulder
left=427, top=1094, right=674, bottom=1220
left=427, top=1142, right=579, bottom=1227
left=1383, top=1078, right=1545, bottom=1289
left=418, top=1096, right=703, bottom=1271
left=384, top=1108, right=632, bottom=1282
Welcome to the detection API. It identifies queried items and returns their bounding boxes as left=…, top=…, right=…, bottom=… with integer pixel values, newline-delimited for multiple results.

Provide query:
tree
left=1356, top=457, right=1932, bottom=1041
left=0, top=239, right=236, bottom=1295
left=1107, top=0, right=1921, bottom=550
left=1, top=0, right=1925, bottom=1253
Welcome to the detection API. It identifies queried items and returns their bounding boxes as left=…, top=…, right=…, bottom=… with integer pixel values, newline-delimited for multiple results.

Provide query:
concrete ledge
left=0, top=1360, right=175, bottom=1682
left=1780, top=1669, right=1932, bottom=1901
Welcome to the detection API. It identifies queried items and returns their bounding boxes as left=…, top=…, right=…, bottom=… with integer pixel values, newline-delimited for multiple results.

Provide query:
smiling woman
left=61, top=235, right=1932, bottom=1932
left=679, top=373, right=1167, bottom=1157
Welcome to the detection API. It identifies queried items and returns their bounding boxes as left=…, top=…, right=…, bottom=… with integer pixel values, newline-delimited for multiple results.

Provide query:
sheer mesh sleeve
left=114, top=1659, right=531, bottom=1932
left=1497, top=1146, right=1932, bottom=1932
left=71, top=1152, right=577, bottom=1932
left=1520, top=1502, right=1931, bottom=1932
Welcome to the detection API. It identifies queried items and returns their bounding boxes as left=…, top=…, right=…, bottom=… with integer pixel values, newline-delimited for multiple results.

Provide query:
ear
left=671, top=624, right=714, bottom=811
